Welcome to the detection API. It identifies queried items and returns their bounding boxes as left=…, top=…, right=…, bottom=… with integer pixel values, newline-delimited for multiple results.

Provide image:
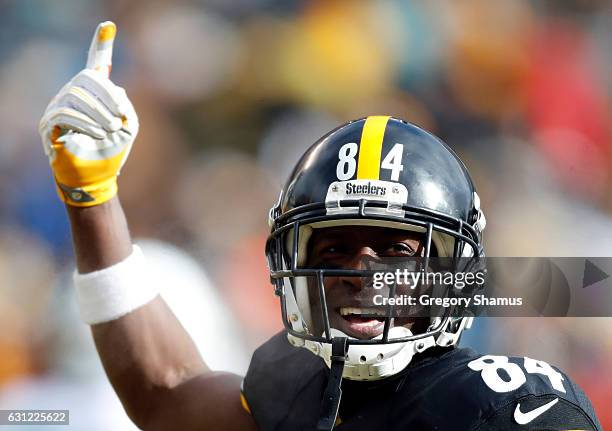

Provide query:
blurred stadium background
left=0, top=0, right=611, bottom=428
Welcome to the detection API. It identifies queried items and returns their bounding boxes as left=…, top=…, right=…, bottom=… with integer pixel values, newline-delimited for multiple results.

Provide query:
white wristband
left=74, top=244, right=159, bottom=324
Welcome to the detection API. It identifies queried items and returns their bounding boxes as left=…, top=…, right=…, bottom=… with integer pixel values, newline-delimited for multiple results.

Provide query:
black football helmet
left=266, top=116, right=486, bottom=383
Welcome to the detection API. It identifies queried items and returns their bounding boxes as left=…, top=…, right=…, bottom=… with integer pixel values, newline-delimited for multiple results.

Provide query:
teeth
left=339, top=307, right=386, bottom=317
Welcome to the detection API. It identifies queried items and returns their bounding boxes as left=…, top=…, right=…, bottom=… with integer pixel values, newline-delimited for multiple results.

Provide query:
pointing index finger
left=86, top=21, right=116, bottom=77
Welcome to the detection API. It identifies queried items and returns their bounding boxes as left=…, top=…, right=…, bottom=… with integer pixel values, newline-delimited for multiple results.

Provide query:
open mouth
left=336, top=307, right=387, bottom=339
left=340, top=306, right=387, bottom=321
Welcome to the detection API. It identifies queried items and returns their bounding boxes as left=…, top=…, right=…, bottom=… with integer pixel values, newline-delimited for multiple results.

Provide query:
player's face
left=305, top=226, right=426, bottom=339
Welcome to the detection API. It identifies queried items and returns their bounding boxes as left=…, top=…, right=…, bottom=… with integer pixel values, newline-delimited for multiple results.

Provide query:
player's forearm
left=91, top=297, right=208, bottom=428
left=67, top=196, right=132, bottom=273
left=67, top=197, right=209, bottom=426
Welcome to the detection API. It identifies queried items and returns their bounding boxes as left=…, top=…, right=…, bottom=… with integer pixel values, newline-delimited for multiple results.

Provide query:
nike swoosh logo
left=514, top=398, right=559, bottom=425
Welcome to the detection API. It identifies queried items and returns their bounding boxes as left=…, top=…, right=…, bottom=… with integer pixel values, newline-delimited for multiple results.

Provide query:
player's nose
left=339, top=247, right=378, bottom=290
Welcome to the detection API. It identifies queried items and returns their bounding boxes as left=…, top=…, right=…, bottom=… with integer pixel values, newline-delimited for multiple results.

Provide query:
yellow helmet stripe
left=356, top=115, right=390, bottom=180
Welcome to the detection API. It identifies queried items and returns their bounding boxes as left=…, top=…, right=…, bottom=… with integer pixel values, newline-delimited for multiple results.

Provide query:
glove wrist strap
left=56, top=176, right=118, bottom=207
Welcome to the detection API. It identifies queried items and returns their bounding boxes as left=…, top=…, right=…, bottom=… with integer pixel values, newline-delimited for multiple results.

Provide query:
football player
left=38, top=22, right=602, bottom=430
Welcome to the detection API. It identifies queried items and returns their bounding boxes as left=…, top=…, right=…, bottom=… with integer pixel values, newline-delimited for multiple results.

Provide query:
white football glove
left=38, top=21, right=138, bottom=206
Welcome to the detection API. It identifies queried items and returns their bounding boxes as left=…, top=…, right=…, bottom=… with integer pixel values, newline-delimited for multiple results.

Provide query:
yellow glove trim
left=50, top=127, right=126, bottom=207
left=56, top=176, right=118, bottom=207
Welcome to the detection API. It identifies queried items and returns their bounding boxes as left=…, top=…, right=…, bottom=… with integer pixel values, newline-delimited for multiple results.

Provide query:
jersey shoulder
left=412, top=348, right=602, bottom=430
left=242, top=332, right=327, bottom=430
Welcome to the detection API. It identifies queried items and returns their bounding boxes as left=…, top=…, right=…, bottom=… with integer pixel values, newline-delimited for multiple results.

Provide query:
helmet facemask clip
left=316, top=336, right=348, bottom=431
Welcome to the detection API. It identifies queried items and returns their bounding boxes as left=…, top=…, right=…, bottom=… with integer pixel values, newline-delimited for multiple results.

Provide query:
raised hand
left=39, top=21, right=138, bottom=206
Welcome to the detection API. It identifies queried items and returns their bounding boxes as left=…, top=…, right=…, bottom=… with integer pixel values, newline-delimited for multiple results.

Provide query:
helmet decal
left=356, top=115, right=391, bottom=180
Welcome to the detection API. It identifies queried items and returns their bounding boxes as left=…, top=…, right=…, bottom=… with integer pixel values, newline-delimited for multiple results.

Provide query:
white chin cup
left=315, top=327, right=429, bottom=381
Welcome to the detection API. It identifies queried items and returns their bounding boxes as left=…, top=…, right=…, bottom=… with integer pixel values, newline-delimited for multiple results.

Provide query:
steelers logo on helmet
left=266, top=116, right=486, bottom=381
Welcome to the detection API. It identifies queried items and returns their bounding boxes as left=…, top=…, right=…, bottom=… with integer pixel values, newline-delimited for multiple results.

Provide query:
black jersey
left=242, top=332, right=602, bottom=431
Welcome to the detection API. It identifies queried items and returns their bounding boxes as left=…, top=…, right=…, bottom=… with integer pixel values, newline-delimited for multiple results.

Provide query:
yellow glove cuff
left=56, top=176, right=118, bottom=207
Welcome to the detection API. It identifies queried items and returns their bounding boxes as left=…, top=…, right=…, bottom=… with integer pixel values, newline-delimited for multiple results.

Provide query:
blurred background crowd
left=0, top=0, right=611, bottom=428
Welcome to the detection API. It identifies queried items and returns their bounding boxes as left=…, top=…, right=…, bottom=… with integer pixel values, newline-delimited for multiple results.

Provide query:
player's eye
left=320, top=244, right=345, bottom=256
left=383, top=242, right=416, bottom=256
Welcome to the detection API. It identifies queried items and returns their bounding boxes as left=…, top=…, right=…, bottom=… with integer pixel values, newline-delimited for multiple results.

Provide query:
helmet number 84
left=336, top=143, right=404, bottom=181
left=468, top=355, right=566, bottom=394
